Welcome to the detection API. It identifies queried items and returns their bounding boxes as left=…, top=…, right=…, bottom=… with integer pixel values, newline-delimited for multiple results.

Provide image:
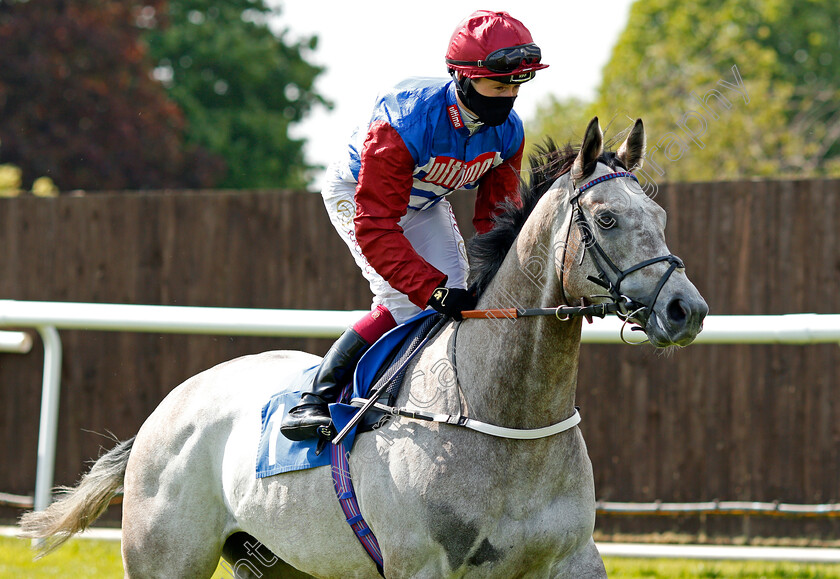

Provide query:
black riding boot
left=280, top=328, right=370, bottom=441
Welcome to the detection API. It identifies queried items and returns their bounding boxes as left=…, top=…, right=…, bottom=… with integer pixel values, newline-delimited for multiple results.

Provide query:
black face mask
left=457, top=77, right=516, bottom=127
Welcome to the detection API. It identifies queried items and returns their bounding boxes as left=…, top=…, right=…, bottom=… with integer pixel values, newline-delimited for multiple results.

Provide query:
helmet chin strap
left=450, top=73, right=483, bottom=134
left=452, top=72, right=474, bottom=111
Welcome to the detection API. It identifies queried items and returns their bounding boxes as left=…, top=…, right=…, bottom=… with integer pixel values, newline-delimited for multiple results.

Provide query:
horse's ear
left=572, top=117, right=604, bottom=180
left=617, top=118, right=646, bottom=171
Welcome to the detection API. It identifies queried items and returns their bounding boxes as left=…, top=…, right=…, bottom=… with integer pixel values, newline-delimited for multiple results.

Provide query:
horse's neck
left=456, top=187, right=581, bottom=429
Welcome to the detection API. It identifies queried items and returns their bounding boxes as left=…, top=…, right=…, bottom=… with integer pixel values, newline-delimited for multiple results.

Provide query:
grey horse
left=19, top=117, right=707, bottom=578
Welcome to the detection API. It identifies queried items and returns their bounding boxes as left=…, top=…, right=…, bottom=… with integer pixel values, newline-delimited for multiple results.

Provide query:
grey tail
left=17, top=437, right=134, bottom=558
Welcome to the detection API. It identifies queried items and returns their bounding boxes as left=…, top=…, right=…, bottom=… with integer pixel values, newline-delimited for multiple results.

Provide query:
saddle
left=326, top=310, right=443, bottom=445
left=256, top=311, right=443, bottom=477
left=353, top=311, right=443, bottom=427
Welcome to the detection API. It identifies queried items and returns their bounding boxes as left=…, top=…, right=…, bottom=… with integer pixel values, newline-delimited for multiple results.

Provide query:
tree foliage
left=0, top=0, right=222, bottom=191
left=144, top=0, right=331, bottom=189
left=527, top=0, right=840, bottom=181
left=524, top=96, right=591, bottom=160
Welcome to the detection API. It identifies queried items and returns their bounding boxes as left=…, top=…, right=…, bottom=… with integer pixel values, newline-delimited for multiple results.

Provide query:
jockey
left=281, top=10, right=549, bottom=442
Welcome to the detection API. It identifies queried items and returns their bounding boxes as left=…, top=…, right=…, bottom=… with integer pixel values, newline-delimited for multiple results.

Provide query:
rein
left=339, top=172, right=690, bottom=446
left=462, top=301, right=619, bottom=322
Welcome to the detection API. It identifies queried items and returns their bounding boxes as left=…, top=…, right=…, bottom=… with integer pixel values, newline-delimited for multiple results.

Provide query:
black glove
left=427, top=286, right=477, bottom=320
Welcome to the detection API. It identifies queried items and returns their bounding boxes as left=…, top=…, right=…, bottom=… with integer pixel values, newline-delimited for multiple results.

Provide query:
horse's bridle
left=560, top=170, right=685, bottom=331
left=462, top=169, right=686, bottom=341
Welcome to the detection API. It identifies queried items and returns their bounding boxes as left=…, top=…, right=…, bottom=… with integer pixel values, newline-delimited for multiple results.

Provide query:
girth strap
left=350, top=398, right=581, bottom=440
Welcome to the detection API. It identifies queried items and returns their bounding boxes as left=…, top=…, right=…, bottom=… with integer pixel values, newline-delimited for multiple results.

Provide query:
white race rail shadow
left=1, top=300, right=839, bottom=515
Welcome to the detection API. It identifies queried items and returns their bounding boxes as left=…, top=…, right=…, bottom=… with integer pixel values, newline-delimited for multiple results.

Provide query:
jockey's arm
left=353, top=121, right=448, bottom=308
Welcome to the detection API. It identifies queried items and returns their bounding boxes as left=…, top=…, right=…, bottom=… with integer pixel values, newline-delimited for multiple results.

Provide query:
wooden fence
left=1, top=180, right=838, bottom=539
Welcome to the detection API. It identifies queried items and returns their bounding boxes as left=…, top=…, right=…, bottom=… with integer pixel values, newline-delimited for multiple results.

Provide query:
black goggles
left=448, top=43, right=542, bottom=74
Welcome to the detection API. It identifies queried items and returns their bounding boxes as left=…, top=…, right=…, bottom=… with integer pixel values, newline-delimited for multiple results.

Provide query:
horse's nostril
left=666, top=298, right=688, bottom=325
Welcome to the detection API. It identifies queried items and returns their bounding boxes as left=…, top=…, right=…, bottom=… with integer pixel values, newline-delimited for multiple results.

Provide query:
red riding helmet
left=445, top=11, right=549, bottom=83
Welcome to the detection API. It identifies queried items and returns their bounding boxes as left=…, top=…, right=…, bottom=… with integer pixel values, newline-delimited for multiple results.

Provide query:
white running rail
left=0, top=299, right=838, bottom=513
left=0, top=330, right=32, bottom=354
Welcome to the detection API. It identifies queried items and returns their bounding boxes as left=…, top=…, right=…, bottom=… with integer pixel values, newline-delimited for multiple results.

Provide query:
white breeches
left=321, top=163, right=469, bottom=324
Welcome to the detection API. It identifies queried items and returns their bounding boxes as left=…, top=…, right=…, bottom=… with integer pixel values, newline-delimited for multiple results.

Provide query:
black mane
left=467, top=138, right=625, bottom=296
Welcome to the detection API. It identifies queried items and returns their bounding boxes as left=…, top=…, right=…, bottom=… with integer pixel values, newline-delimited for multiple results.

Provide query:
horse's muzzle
left=646, top=293, right=708, bottom=347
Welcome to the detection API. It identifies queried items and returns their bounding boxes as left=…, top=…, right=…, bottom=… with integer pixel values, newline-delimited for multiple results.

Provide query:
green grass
left=603, top=557, right=840, bottom=578
left=2, top=535, right=840, bottom=578
left=0, top=536, right=233, bottom=578
left=0, top=535, right=123, bottom=578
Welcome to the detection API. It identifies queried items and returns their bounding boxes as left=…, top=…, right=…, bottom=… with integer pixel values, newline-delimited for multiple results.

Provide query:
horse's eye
left=595, top=213, right=617, bottom=230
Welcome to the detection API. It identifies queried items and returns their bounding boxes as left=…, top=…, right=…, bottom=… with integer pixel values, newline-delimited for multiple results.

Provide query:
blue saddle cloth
left=256, top=310, right=438, bottom=478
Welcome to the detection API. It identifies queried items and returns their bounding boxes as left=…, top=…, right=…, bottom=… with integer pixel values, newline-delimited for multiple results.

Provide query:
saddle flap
left=256, top=310, right=442, bottom=478
left=333, top=310, right=442, bottom=440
